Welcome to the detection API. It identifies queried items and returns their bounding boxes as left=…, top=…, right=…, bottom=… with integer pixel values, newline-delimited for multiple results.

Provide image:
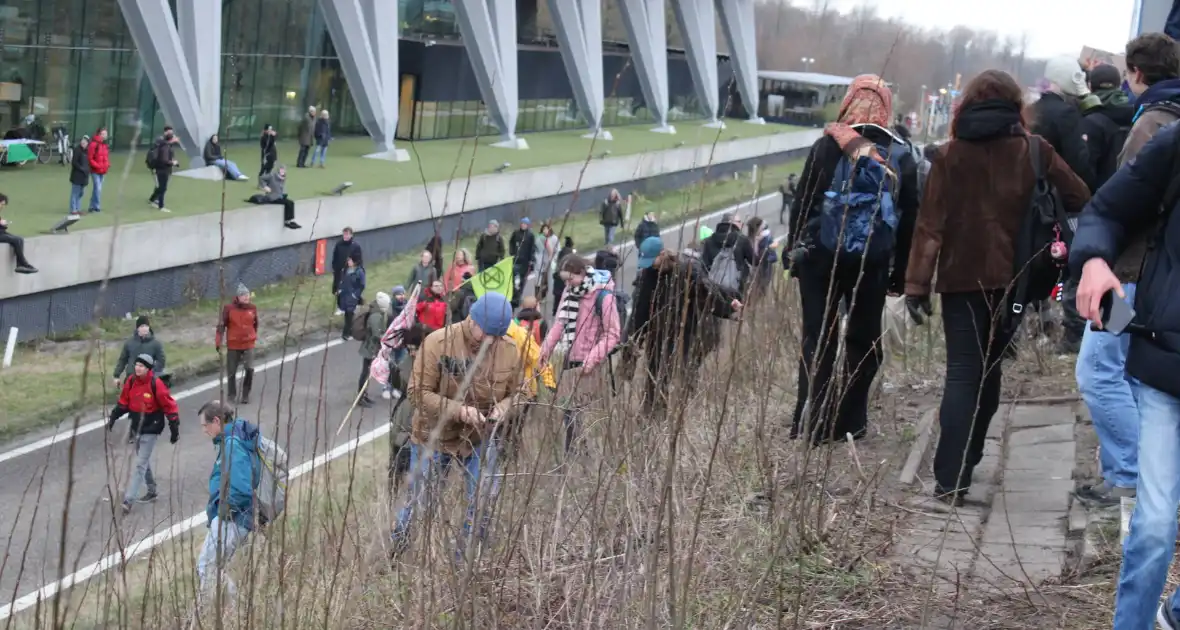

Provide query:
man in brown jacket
left=296, top=105, right=316, bottom=168
left=1073, top=32, right=1180, bottom=509
left=391, top=292, right=524, bottom=555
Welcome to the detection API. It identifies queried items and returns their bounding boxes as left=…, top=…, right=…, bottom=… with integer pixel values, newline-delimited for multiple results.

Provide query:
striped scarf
left=555, top=275, right=594, bottom=355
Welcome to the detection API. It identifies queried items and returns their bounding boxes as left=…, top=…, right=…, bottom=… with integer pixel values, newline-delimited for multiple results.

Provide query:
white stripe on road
left=0, top=421, right=391, bottom=620
left=0, top=339, right=345, bottom=466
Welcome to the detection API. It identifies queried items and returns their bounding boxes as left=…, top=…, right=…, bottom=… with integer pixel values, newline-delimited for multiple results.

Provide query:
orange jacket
left=215, top=298, right=258, bottom=350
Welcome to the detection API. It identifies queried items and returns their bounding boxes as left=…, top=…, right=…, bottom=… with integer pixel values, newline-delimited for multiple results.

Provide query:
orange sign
left=314, top=239, right=327, bottom=276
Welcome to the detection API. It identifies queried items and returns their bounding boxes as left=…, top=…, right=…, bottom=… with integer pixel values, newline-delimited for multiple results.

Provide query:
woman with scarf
left=540, top=256, right=621, bottom=452
left=904, top=69, right=1089, bottom=505
left=787, top=74, right=921, bottom=446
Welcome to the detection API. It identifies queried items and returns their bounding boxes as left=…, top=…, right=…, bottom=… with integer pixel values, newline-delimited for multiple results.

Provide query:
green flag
left=466, top=257, right=514, bottom=302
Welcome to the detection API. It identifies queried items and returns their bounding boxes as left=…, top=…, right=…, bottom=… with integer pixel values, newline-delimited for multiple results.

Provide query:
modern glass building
left=0, top=0, right=760, bottom=154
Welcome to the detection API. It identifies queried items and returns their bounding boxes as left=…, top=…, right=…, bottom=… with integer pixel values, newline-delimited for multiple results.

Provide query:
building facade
left=0, top=0, right=760, bottom=161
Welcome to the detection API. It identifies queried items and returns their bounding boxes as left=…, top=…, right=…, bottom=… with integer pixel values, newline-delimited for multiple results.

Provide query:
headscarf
left=824, top=74, right=894, bottom=162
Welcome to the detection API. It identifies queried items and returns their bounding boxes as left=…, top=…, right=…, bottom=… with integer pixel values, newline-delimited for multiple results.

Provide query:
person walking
left=113, top=315, right=167, bottom=387
left=786, top=74, right=921, bottom=445
left=600, top=189, right=624, bottom=245
left=215, top=284, right=259, bottom=404
left=540, top=256, right=621, bottom=452
left=444, top=248, right=475, bottom=292
left=416, top=280, right=449, bottom=331
left=407, top=250, right=439, bottom=290
left=747, top=216, right=777, bottom=296
left=86, top=127, right=109, bottom=213
left=68, top=135, right=90, bottom=216
left=623, top=237, right=741, bottom=411
left=311, top=110, right=331, bottom=167
left=509, top=218, right=536, bottom=308
left=905, top=70, right=1089, bottom=505
left=632, top=211, right=659, bottom=248
left=258, top=124, right=278, bottom=179
left=253, top=165, right=301, bottom=229
left=701, top=212, right=756, bottom=295
left=296, top=106, right=316, bottom=168
left=475, top=220, right=505, bottom=272
left=1069, top=114, right=1180, bottom=630
left=337, top=255, right=366, bottom=340
left=551, top=237, right=575, bottom=317
left=425, top=226, right=445, bottom=279
left=203, top=134, right=248, bottom=181
left=107, top=353, right=180, bottom=514
left=147, top=127, right=179, bottom=213
left=194, top=400, right=257, bottom=597
left=0, top=194, right=36, bottom=274
left=1079, top=63, right=1134, bottom=190
left=392, top=293, right=524, bottom=555
left=1074, top=32, right=1180, bottom=509
left=332, top=228, right=362, bottom=313
left=357, top=292, right=391, bottom=408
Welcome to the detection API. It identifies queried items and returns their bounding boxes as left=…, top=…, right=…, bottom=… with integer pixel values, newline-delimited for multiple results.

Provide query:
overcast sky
left=812, top=0, right=1136, bottom=59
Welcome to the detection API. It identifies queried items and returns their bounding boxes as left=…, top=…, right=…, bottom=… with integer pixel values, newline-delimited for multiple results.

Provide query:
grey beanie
left=134, top=353, right=155, bottom=368
left=236, top=283, right=250, bottom=298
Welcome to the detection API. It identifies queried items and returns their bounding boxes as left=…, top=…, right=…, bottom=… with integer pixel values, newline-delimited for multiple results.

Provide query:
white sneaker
left=381, top=389, right=392, bottom=400
left=237, top=175, right=249, bottom=181
left=158, top=207, right=171, bottom=213
left=334, top=309, right=344, bottom=316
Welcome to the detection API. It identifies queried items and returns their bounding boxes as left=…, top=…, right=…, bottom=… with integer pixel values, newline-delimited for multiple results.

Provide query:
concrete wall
left=0, top=129, right=819, bottom=339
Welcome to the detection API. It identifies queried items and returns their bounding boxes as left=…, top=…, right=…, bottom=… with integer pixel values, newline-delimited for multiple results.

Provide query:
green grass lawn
left=0, top=158, right=802, bottom=439
left=1, top=123, right=796, bottom=235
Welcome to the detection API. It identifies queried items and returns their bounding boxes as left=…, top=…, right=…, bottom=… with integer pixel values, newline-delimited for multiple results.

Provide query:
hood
left=825, top=74, right=893, bottom=158
left=759, top=227, right=772, bottom=240
left=220, top=420, right=260, bottom=447
left=1086, top=101, right=1136, bottom=127
left=1134, top=78, right=1180, bottom=111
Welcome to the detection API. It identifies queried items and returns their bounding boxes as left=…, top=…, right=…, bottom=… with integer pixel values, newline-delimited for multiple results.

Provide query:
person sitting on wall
left=203, top=134, right=249, bottom=181
left=247, top=165, right=301, bottom=230
left=0, top=193, right=37, bottom=273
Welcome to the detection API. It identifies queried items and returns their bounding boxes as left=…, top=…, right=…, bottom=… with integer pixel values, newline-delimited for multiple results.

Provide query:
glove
left=106, top=405, right=125, bottom=432
left=168, top=417, right=180, bottom=444
left=905, top=295, right=934, bottom=326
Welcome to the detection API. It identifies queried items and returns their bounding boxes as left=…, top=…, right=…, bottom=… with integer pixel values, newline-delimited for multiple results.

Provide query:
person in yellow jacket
left=507, top=320, right=556, bottom=395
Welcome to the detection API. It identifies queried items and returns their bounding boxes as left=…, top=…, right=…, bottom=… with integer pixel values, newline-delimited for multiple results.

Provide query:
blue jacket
left=1133, top=78, right=1180, bottom=122
left=1069, top=122, right=1180, bottom=398
left=336, top=266, right=366, bottom=311
left=206, top=420, right=259, bottom=531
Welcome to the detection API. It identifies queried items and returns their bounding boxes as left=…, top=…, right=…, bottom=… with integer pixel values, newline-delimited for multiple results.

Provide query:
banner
left=466, top=257, right=514, bottom=302
left=1080, top=46, right=1127, bottom=74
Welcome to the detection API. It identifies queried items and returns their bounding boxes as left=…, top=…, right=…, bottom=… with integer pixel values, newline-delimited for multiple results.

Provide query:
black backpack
left=145, top=143, right=160, bottom=170
left=1005, top=138, right=1073, bottom=335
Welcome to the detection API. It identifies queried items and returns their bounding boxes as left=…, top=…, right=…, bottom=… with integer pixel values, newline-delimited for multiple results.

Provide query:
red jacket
left=113, top=370, right=179, bottom=435
left=416, top=296, right=448, bottom=331
left=87, top=137, right=110, bottom=175
left=215, top=298, right=258, bottom=350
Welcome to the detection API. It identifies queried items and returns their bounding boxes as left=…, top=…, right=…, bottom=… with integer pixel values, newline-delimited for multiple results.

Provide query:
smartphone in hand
left=1099, top=290, right=1136, bottom=335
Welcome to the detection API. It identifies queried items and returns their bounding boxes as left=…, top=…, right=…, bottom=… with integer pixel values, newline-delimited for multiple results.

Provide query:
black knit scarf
left=954, top=99, right=1026, bottom=141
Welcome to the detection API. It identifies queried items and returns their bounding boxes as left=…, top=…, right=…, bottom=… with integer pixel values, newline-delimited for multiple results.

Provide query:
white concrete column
left=116, top=0, right=219, bottom=166
left=617, top=0, right=674, bottom=133
left=318, top=0, right=409, bottom=160
left=671, top=0, right=721, bottom=126
left=453, top=0, right=526, bottom=148
left=548, top=0, right=609, bottom=139
left=715, top=0, right=764, bottom=123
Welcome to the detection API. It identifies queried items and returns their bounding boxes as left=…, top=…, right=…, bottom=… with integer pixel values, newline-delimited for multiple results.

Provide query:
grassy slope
left=0, top=159, right=802, bottom=439
left=1, top=123, right=793, bottom=235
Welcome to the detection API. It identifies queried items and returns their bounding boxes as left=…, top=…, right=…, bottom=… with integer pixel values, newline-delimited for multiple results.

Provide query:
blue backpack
left=818, top=139, right=906, bottom=262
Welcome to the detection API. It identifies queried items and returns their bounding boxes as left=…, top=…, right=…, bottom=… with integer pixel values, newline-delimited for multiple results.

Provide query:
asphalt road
left=0, top=191, right=787, bottom=616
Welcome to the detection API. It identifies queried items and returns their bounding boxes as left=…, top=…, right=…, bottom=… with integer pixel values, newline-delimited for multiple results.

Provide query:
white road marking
left=0, top=421, right=391, bottom=620
left=0, top=339, right=345, bottom=466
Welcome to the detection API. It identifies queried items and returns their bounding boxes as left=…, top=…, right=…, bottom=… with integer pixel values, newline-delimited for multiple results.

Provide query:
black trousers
left=148, top=169, right=170, bottom=208
left=0, top=232, right=31, bottom=267
left=264, top=198, right=295, bottom=222
left=259, top=152, right=276, bottom=178
left=342, top=309, right=355, bottom=338
left=359, top=357, right=373, bottom=394
left=296, top=144, right=310, bottom=167
left=225, top=348, right=255, bottom=401
left=792, top=258, right=889, bottom=443
left=933, top=290, right=1015, bottom=493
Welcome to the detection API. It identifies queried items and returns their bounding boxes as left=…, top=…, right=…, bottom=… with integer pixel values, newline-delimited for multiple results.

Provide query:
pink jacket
left=541, top=277, right=620, bottom=370
left=444, top=263, right=475, bottom=292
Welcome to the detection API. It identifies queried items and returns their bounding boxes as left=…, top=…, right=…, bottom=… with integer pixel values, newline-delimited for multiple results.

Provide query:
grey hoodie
left=113, top=332, right=166, bottom=378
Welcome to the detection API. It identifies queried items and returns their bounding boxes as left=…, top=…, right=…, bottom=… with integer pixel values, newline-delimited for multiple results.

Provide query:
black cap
left=1088, top=63, right=1122, bottom=91
left=135, top=315, right=150, bottom=328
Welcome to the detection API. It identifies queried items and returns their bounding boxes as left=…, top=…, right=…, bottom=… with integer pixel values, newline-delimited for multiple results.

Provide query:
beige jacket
left=1112, top=107, right=1180, bottom=282
left=408, top=320, right=526, bottom=456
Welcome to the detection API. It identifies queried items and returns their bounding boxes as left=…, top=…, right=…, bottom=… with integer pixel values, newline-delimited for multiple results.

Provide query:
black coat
left=509, top=229, right=536, bottom=268
left=475, top=233, right=505, bottom=266
left=1080, top=102, right=1135, bottom=189
left=1032, top=92, right=1097, bottom=192
left=260, top=132, right=277, bottom=159
left=1070, top=122, right=1180, bottom=398
left=69, top=143, right=90, bottom=186
left=627, top=257, right=738, bottom=363
left=332, top=238, right=362, bottom=273
left=633, top=219, right=660, bottom=248
left=700, top=223, right=757, bottom=290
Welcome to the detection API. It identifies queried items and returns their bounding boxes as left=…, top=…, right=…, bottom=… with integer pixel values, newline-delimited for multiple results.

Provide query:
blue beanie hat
left=637, top=236, right=664, bottom=269
left=520, top=217, right=531, bottom=226
left=469, top=292, right=513, bottom=336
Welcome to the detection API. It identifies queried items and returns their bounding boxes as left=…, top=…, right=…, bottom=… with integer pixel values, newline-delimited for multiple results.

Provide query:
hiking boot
left=15, top=265, right=38, bottom=274
left=358, top=395, right=374, bottom=408
left=136, top=491, right=159, bottom=504
left=1075, top=482, right=1133, bottom=509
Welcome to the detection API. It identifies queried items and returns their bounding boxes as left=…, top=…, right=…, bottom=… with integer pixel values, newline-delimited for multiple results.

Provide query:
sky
left=815, top=0, right=1137, bottom=59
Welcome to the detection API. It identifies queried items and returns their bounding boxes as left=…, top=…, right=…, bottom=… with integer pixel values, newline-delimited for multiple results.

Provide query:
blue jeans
left=603, top=225, right=617, bottom=245
left=212, top=158, right=243, bottom=180
left=69, top=184, right=85, bottom=213
left=124, top=433, right=158, bottom=503
left=312, top=144, right=328, bottom=166
left=392, top=442, right=501, bottom=552
left=1113, top=382, right=1180, bottom=629
left=89, top=173, right=104, bottom=211
left=196, top=516, right=248, bottom=596
left=1076, top=282, right=1139, bottom=489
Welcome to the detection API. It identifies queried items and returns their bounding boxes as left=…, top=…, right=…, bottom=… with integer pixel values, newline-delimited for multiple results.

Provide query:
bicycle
left=29, top=118, right=72, bottom=165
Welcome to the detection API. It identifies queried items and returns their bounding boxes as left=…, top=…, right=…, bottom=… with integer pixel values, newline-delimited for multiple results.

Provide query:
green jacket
left=113, top=332, right=166, bottom=378
left=358, top=304, right=388, bottom=359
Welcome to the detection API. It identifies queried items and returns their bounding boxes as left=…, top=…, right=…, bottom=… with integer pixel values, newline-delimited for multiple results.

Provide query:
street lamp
left=801, top=57, right=815, bottom=72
